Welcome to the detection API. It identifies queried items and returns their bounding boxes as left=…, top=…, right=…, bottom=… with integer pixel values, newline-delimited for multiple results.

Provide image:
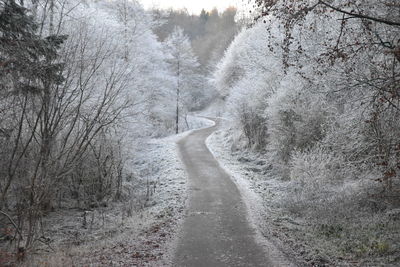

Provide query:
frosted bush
left=290, top=145, right=345, bottom=185
left=214, top=21, right=283, bottom=150
left=265, top=74, right=335, bottom=178
left=284, top=146, right=358, bottom=218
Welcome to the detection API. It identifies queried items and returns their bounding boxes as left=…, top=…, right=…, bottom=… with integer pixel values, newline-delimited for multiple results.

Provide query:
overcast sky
left=139, top=0, right=240, bottom=14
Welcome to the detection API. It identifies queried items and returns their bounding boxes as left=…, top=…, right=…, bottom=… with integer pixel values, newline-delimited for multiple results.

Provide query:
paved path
left=173, top=119, right=273, bottom=267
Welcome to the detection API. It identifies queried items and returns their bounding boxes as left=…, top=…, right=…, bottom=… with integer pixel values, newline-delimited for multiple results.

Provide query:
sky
left=139, top=0, right=240, bottom=14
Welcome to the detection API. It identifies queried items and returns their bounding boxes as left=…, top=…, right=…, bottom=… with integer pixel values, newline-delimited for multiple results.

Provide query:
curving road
left=173, top=119, right=274, bottom=267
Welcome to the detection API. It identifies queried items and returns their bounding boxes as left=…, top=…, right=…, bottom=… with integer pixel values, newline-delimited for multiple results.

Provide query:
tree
left=249, top=0, right=400, bottom=191
left=0, top=0, right=63, bottom=94
left=199, top=9, right=209, bottom=23
left=153, top=7, right=239, bottom=68
left=164, top=27, right=200, bottom=133
left=0, top=0, right=170, bottom=252
left=0, top=0, right=66, bottom=205
left=0, top=0, right=69, bottom=249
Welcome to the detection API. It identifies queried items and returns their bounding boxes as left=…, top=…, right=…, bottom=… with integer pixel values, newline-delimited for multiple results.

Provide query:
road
left=173, top=119, right=274, bottom=267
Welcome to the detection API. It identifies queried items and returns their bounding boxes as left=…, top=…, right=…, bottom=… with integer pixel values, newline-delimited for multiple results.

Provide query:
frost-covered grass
left=207, top=125, right=400, bottom=267
left=7, top=134, right=189, bottom=267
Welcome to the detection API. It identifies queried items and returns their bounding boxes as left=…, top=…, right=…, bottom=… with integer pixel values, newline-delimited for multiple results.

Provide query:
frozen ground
left=13, top=117, right=213, bottom=267
left=6, top=116, right=398, bottom=267
left=206, top=122, right=400, bottom=267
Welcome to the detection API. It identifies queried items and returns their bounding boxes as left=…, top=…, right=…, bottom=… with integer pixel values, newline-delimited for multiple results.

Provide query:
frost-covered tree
left=217, top=0, right=399, bottom=191
left=214, top=21, right=283, bottom=149
left=153, top=7, right=239, bottom=69
left=165, top=27, right=200, bottom=133
left=0, top=0, right=178, bottom=251
left=212, top=0, right=400, bottom=264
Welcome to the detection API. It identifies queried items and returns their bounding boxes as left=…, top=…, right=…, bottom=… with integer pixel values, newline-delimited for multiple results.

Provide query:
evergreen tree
left=0, top=0, right=67, bottom=247
left=199, top=9, right=209, bottom=24
left=0, top=0, right=66, bottom=94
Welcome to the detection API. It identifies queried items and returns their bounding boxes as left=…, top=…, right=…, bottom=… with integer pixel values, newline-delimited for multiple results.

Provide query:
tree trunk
left=176, top=60, right=180, bottom=134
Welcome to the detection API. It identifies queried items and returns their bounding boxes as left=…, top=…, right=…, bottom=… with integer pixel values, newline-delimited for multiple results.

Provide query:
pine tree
left=0, top=0, right=66, bottom=94
left=0, top=1, right=67, bottom=247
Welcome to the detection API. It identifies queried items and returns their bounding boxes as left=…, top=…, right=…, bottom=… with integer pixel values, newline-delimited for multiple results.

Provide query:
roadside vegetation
left=212, top=0, right=400, bottom=265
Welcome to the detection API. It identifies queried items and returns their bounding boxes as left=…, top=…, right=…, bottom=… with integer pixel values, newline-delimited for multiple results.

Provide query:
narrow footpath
left=173, top=119, right=274, bottom=267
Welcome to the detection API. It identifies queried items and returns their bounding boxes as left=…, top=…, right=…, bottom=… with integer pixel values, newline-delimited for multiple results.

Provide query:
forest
left=0, top=0, right=399, bottom=266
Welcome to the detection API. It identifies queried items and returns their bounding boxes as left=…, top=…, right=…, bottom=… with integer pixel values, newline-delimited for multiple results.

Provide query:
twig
left=319, top=1, right=400, bottom=26
left=0, top=210, right=23, bottom=240
left=36, top=236, right=55, bottom=252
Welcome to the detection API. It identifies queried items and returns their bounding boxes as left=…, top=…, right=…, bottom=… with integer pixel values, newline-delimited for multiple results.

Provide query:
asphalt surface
left=173, top=119, right=274, bottom=267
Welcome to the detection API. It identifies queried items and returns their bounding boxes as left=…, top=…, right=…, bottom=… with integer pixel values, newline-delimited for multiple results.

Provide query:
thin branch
left=0, top=210, right=23, bottom=240
left=319, top=1, right=400, bottom=26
